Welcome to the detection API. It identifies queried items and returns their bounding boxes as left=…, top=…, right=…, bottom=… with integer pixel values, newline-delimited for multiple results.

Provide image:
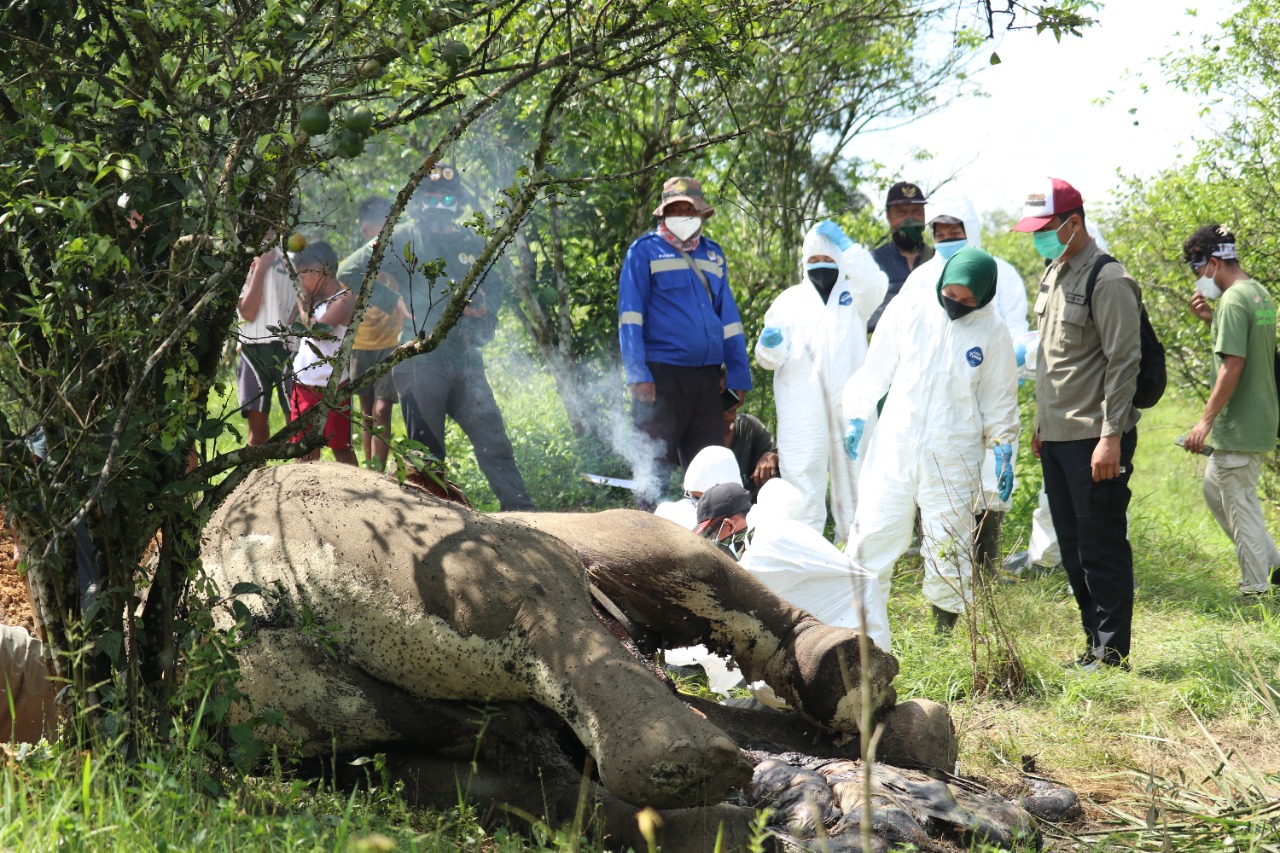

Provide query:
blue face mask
left=1032, top=219, right=1070, bottom=260
left=935, top=239, right=967, bottom=261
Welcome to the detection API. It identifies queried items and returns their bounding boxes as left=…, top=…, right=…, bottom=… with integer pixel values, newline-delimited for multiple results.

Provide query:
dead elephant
left=201, top=463, right=951, bottom=849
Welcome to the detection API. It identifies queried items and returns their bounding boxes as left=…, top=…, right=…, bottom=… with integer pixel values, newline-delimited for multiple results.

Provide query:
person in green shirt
left=1181, top=225, right=1280, bottom=599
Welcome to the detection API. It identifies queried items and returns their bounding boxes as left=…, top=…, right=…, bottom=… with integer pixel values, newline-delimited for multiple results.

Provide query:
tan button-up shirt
left=1034, top=240, right=1142, bottom=441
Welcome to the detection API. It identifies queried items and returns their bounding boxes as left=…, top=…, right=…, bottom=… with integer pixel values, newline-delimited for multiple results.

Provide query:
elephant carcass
left=200, top=464, right=899, bottom=823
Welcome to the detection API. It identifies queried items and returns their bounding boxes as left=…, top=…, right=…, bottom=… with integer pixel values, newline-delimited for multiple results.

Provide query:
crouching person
left=841, top=247, right=1019, bottom=633
left=1, top=625, right=57, bottom=744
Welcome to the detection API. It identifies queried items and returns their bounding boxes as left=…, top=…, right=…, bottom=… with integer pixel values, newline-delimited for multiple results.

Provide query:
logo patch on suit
left=965, top=346, right=984, bottom=367
left=838, top=291, right=852, bottom=306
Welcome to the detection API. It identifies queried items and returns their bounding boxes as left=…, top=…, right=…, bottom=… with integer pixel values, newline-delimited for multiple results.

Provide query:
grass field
left=7, top=358, right=1278, bottom=851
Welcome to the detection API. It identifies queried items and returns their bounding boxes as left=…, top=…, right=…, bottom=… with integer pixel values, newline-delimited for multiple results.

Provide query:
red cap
left=1011, top=178, right=1083, bottom=232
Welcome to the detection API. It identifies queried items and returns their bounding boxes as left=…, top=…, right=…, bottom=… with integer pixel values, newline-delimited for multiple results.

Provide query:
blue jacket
left=617, top=231, right=753, bottom=390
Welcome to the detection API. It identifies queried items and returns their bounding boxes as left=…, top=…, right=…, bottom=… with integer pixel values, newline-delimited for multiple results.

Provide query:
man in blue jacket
left=618, top=177, right=752, bottom=506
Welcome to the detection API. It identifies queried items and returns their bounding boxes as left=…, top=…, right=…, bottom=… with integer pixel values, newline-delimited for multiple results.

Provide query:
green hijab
left=936, top=246, right=998, bottom=310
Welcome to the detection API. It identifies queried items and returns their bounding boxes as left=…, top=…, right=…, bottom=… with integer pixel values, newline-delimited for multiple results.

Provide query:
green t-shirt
left=1210, top=278, right=1278, bottom=452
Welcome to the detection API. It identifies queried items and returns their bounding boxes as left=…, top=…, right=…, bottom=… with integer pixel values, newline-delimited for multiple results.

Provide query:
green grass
left=0, top=740, right=555, bottom=852
left=7, top=375, right=1278, bottom=851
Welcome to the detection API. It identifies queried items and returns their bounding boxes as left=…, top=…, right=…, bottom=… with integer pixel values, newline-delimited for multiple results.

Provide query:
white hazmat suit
left=741, top=479, right=891, bottom=650
left=654, top=445, right=742, bottom=530
left=755, top=226, right=887, bottom=542
left=843, top=262, right=1019, bottom=616
left=900, top=194, right=1029, bottom=515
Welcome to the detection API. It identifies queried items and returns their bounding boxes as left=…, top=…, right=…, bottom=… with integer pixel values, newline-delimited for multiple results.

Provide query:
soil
left=0, top=517, right=37, bottom=634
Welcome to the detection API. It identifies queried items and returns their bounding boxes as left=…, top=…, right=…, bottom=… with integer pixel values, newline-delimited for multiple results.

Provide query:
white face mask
left=1196, top=261, right=1222, bottom=301
left=664, top=215, right=702, bottom=241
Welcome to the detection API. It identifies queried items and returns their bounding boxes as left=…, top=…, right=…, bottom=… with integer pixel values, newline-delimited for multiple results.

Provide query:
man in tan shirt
left=1014, top=178, right=1142, bottom=671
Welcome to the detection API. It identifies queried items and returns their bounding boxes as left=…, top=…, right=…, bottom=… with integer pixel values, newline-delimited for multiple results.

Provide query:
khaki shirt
left=1034, top=240, right=1142, bottom=441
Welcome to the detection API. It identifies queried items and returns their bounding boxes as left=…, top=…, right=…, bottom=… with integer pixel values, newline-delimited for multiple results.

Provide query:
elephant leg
left=511, top=509, right=899, bottom=736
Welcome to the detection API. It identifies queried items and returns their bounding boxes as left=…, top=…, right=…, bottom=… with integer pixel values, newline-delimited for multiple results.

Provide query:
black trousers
left=632, top=362, right=723, bottom=496
left=394, top=351, right=535, bottom=511
left=1040, top=429, right=1137, bottom=665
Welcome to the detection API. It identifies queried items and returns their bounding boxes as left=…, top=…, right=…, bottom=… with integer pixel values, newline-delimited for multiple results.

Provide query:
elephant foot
left=591, top=704, right=753, bottom=809
left=782, top=619, right=899, bottom=735
left=874, top=698, right=958, bottom=773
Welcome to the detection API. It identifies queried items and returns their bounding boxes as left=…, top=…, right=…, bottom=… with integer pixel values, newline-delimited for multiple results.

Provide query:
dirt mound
left=0, top=518, right=37, bottom=634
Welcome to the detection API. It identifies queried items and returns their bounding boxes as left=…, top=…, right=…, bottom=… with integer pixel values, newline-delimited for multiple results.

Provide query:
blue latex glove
left=1014, top=339, right=1027, bottom=367
left=843, top=418, right=865, bottom=461
left=816, top=219, right=854, bottom=252
left=994, top=443, right=1014, bottom=502
left=759, top=326, right=784, bottom=348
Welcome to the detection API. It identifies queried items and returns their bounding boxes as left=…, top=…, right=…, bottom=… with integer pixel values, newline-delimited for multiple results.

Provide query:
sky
left=851, top=1, right=1223, bottom=222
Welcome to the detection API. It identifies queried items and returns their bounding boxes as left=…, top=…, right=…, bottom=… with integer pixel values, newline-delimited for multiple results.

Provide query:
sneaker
left=1077, top=659, right=1130, bottom=673
left=1063, top=653, right=1129, bottom=672
left=1240, top=590, right=1272, bottom=605
left=1271, top=565, right=1280, bottom=586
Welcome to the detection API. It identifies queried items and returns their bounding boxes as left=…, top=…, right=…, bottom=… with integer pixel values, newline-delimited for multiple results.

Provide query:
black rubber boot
left=932, top=604, right=959, bottom=633
left=972, top=511, right=1004, bottom=575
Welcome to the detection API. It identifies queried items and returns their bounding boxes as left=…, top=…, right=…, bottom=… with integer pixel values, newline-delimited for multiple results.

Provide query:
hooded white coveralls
left=900, top=194, right=1029, bottom=515
left=843, top=285, right=1019, bottom=615
left=741, top=479, right=891, bottom=650
left=755, top=227, right=887, bottom=542
left=654, top=445, right=742, bottom=530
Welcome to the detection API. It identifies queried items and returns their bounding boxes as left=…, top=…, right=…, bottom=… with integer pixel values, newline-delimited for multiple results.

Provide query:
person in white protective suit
left=899, top=194, right=1029, bottom=570
left=653, top=445, right=742, bottom=530
left=741, top=478, right=891, bottom=650
left=842, top=246, right=1019, bottom=630
left=755, top=220, right=887, bottom=542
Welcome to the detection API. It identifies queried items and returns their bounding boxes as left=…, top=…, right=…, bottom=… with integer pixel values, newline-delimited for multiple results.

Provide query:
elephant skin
left=199, top=463, right=917, bottom=845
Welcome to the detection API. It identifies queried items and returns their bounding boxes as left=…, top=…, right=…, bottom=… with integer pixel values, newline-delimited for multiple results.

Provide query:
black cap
left=886, top=181, right=927, bottom=207
left=696, top=482, right=752, bottom=526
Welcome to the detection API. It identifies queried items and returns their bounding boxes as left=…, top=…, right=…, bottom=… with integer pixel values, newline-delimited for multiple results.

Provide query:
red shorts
left=289, top=383, right=353, bottom=452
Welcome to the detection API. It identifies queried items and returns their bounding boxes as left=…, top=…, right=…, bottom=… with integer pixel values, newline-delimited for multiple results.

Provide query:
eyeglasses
left=296, top=268, right=320, bottom=276
left=421, top=194, right=456, bottom=207
left=1189, top=259, right=1209, bottom=274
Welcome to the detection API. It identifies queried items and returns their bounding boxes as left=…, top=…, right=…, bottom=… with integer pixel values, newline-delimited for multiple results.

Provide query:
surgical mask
left=806, top=263, right=840, bottom=299
left=941, top=295, right=977, bottom=321
left=1196, top=273, right=1222, bottom=301
left=664, top=215, right=702, bottom=241
left=420, top=207, right=458, bottom=231
left=1032, top=219, right=1071, bottom=260
left=935, top=238, right=967, bottom=261
left=891, top=220, right=926, bottom=251
left=718, top=524, right=749, bottom=561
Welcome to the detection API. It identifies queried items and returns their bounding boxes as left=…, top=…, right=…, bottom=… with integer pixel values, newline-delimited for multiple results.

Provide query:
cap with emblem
left=652, top=176, right=716, bottom=218
left=885, top=181, right=927, bottom=207
left=1011, top=177, right=1083, bottom=232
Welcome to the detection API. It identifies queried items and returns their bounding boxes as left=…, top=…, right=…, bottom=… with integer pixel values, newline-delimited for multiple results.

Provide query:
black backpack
left=1084, top=254, right=1166, bottom=409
